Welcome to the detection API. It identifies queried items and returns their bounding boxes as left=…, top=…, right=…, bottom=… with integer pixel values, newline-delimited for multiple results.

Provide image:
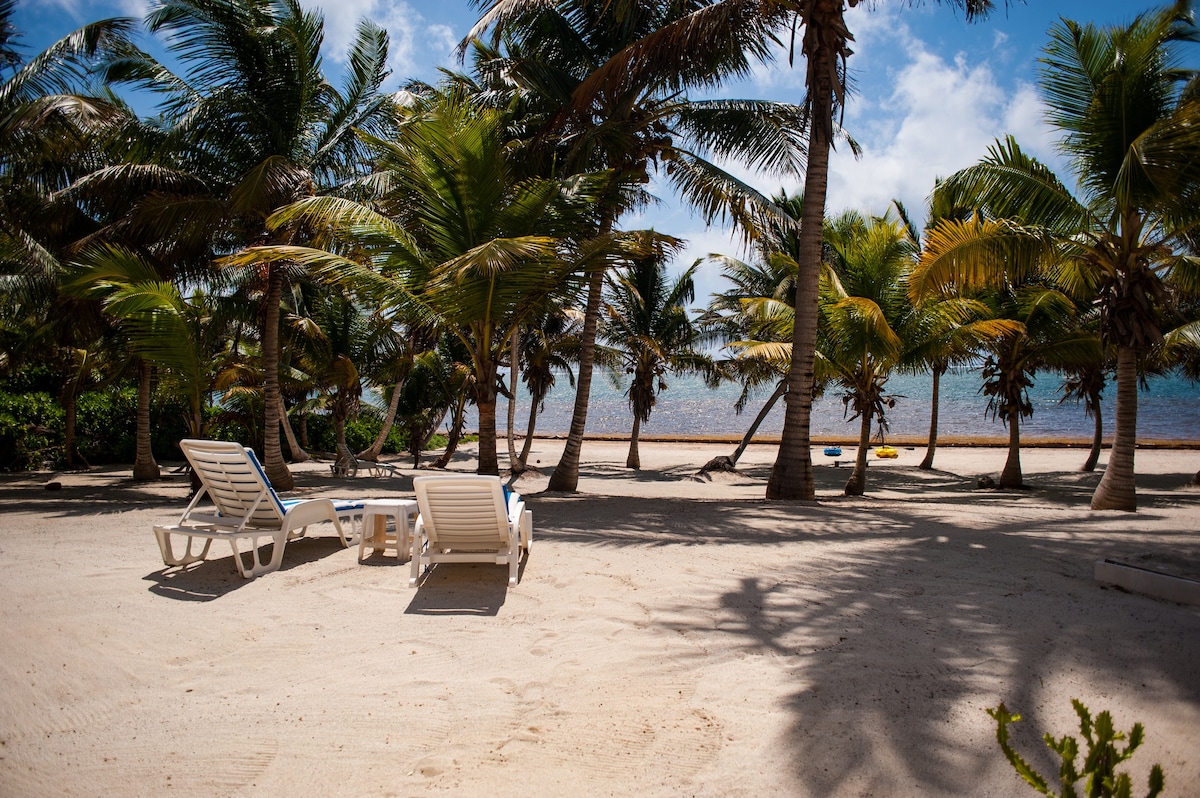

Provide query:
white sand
left=1, top=440, right=1198, bottom=796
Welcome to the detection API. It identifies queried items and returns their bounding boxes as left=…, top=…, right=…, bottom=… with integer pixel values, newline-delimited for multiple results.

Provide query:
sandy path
left=0, top=441, right=1197, bottom=796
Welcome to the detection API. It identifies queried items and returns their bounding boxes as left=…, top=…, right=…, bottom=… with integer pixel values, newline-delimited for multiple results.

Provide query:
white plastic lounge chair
left=410, top=475, right=532, bottom=587
left=332, top=442, right=397, bottom=478
left=153, top=439, right=366, bottom=578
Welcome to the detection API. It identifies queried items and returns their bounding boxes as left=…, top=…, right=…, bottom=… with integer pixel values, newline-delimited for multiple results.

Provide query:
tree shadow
left=624, top=500, right=1200, bottom=794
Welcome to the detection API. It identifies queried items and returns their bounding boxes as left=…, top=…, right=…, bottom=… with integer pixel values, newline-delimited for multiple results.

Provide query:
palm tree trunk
left=999, top=412, right=1023, bottom=489
left=477, top=394, right=499, bottom=475
left=261, top=264, right=294, bottom=490
left=919, top=365, right=943, bottom=471
left=518, top=397, right=540, bottom=465
left=360, top=374, right=404, bottom=460
left=132, top=360, right=160, bottom=481
left=844, top=410, right=871, bottom=496
left=61, top=384, right=87, bottom=469
left=1081, top=389, right=1102, bottom=472
left=627, top=414, right=642, bottom=469
left=432, top=393, right=467, bottom=468
left=547, top=254, right=605, bottom=492
left=730, top=381, right=786, bottom=466
left=507, top=330, right=524, bottom=474
left=278, top=394, right=310, bottom=462
left=334, top=411, right=347, bottom=449
left=1091, top=345, right=1138, bottom=510
left=768, top=4, right=844, bottom=500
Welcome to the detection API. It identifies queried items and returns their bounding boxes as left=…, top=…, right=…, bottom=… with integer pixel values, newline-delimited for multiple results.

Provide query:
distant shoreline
left=500, top=432, right=1200, bottom=449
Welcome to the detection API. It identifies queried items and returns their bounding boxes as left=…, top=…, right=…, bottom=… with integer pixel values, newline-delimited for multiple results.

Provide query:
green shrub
left=76, top=388, right=137, bottom=464
left=0, top=391, right=63, bottom=470
left=989, top=699, right=1163, bottom=798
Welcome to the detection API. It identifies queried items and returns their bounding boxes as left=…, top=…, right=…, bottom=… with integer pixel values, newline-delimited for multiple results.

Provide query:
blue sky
left=13, top=0, right=1165, bottom=299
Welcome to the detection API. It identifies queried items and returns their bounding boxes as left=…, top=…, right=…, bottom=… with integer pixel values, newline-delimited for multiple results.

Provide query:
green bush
left=0, top=391, right=63, bottom=470
left=302, top=412, right=409, bottom=455
left=76, top=388, right=137, bottom=464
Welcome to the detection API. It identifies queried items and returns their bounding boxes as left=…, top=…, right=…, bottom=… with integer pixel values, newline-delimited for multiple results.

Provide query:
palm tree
left=600, top=252, right=713, bottom=469
left=97, top=0, right=399, bottom=490
left=1057, top=342, right=1111, bottom=473
left=70, top=243, right=249, bottom=447
left=892, top=196, right=1017, bottom=472
left=0, top=4, right=139, bottom=469
left=916, top=5, right=1200, bottom=510
left=511, top=305, right=582, bottom=472
left=701, top=243, right=799, bottom=468
left=562, top=0, right=1000, bottom=498
left=817, top=210, right=916, bottom=496
left=975, top=283, right=1100, bottom=489
left=230, top=89, right=605, bottom=475
left=465, top=0, right=810, bottom=492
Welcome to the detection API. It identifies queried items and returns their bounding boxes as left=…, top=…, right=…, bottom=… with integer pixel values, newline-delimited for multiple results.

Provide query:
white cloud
left=823, top=40, right=1065, bottom=229
left=303, top=0, right=461, bottom=82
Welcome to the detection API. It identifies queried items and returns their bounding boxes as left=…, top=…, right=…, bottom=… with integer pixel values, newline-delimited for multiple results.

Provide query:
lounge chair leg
left=154, top=527, right=212, bottom=566
left=521, top=509, right=533, bottom=551
left=229, top=533, right=287, bottom=579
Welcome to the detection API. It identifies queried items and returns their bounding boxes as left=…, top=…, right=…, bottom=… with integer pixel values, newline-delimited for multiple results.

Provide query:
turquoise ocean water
left=493, top=369, right=1200, bottom=442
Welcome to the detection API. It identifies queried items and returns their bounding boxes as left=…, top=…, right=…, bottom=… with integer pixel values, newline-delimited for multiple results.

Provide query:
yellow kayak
left=874, top=446, right=899, bottom=458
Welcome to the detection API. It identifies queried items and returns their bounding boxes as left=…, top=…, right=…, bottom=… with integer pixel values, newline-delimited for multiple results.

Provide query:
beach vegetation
left=465, top=0, right=809, bottom=493
left=912, top=4, right=1200, bottom=510
left=762, top=0, right=1002, bottom=502
left=701, top=190, right=805, bottom=468
left=600, top=249, right=715, bottom=469
left=818, top=209, right=916, bottom=495
left=95, top=0, right=402, bottom=490
left=510, top=306, right=583, bottom=473
left=989, top=699, right=1164, bottom=798
left=230, top=87, right=604, bottom=475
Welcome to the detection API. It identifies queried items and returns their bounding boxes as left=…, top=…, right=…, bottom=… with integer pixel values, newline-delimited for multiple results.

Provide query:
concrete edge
left=1095, top=559, right=1200, bottom=606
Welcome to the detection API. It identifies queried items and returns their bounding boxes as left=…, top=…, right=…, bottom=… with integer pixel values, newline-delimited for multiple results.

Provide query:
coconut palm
left=94, top=0, right=399, bottom=489
left=600, top=252, right=713, bottom=469
left=701, top=237, right=799, bottom=468
left=915, top=5, right=1200, bottom=510
left=465, top=0, right=811, bottom=492
left=0, top=4, right=140, bottom=469
left=70, top=243, right=250, bottom=447
left=229, top=89, right=608, bottom=474
left=896, top=197, right=1019, bottom=472
left=1057, top=341, right=1112, bottom=473
left=511, top=305, right=582, bottom=472
left=975, top=283, right=1101, bottom=489
left=815, top=210, right=917, bottom=495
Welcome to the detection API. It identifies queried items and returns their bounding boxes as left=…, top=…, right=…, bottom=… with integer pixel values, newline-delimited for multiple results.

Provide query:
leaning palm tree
left=600, top=253, right=713, bottom=469
left=465, top=0, right=810, bottom=492
left=512, top=305, right=583, bottom=471
left=701, top=249, right=798, bottom=468
left=916, top=5, right=1200, bottom=510
left=96, top=0, right=399, bottom=490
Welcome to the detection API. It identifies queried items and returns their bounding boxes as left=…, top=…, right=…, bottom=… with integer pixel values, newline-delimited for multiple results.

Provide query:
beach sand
left=1, top=440, right=1198, bottom=796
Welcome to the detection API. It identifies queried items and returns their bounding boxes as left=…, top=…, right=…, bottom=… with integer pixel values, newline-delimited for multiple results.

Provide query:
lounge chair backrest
left=412, top=475, right=510, bottom=551
left=180, top=439, right=287, bottom=529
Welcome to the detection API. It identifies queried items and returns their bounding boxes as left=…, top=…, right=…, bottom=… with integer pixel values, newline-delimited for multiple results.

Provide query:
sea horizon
left=486, top=368, right=1200, bottom=445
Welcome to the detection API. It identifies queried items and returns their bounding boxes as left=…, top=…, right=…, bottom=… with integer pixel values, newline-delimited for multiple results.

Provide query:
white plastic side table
left=358, top=499, right=418, bottom=562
